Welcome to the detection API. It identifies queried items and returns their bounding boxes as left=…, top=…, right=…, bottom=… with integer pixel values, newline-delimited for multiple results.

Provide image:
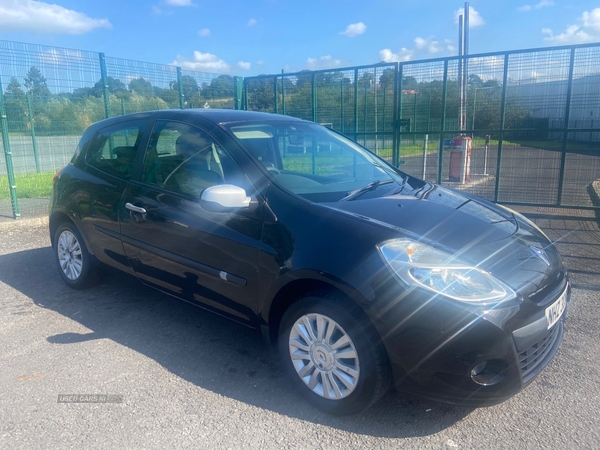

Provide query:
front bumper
left=369, top=269, right=570, bottom=407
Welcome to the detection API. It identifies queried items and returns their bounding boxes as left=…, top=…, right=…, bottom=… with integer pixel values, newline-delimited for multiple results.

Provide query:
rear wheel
left=278, top=293, right=391, bottom=415
left=53, top=222, right=96, bottom=289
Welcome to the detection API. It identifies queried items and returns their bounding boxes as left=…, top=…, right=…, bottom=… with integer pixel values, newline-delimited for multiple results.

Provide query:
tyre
left=278, top=293, right=391, bottom=415
left=53, top=222, right=96, bottom=289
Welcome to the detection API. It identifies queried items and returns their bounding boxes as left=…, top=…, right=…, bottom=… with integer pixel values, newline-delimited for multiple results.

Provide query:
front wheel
left=278, top=294, right=391, bottom=415
left=53, top=222, right=96, bottom=289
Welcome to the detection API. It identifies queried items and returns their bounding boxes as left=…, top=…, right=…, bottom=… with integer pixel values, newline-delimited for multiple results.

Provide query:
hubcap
left=57, top=230, right=83, bottom=281
left=289, top=313, right=360, bottom=400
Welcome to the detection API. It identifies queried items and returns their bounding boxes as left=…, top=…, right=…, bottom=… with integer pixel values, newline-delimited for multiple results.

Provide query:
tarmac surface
left=0, top=212, right=599, bottom=449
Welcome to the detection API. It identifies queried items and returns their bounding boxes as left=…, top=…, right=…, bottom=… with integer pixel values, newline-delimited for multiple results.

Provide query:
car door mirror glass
left=200, top=184, right=251, bottom=209
left=288, top=133, right=303, bottom=146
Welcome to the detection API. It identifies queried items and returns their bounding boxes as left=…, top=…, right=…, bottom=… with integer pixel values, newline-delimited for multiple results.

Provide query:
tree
left=128, top=77, right=154, bottom=97
left=201, top=75, right=234, bottom=99
left=247, top=77, right=276, bottom=112
left=380, top=69, right=395, bottom=91
left=92, top=76, right=127, bottom=97
left=3, top=77, right=27, bottom=132
left=5, top=77, right=25, bottom=98
left=24, top=66, right=51, bottom=97
left=169, top=75, right=199, bottom=101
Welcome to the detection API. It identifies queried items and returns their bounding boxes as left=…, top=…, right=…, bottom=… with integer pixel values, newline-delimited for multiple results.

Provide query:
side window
left=86, top=120, right=145, bottom=180
left=142, top=121, right=245, bottom=198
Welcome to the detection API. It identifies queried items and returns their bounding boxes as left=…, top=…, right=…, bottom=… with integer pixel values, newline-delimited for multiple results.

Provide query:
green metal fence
left=243, top=43, right=600, bottom=211
left=0, top=40, right=239, bottom=219
left=2, top=40, right=600, bottom=219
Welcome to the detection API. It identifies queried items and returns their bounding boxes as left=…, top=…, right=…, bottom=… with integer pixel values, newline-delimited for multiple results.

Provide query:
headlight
left=378, top=239, right=516, bottom=305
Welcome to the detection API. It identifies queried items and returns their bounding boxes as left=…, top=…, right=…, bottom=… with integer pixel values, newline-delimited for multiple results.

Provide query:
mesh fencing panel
left=0, top=40, right=234, bottom=218
left=244, top=44, right=600, bottom=210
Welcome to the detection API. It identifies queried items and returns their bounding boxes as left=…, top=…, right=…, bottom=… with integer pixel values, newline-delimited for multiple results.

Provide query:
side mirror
left=201, top=184, right=251, bottom=209
left=289, top=133, right=304, bottom=146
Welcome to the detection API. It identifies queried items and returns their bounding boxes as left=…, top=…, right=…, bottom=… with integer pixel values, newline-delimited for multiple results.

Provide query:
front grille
left=519, top=320, right=563, bottom=383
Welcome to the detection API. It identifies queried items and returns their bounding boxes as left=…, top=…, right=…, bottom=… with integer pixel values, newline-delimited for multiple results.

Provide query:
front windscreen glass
left=226, top=121, right=405, bottom=202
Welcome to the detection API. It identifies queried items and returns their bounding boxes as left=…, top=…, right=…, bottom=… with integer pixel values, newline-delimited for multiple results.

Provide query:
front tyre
left=278, top=294, right=391, bottom=415
left=53, top=222, right=96, bottom=289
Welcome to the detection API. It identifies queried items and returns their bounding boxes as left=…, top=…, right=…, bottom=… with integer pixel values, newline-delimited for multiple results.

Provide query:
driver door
left=119, top=119, right=264, bottom=323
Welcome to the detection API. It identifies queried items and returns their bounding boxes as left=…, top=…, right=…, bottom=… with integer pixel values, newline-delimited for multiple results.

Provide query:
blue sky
left=0, top=0, right=599, bottom=76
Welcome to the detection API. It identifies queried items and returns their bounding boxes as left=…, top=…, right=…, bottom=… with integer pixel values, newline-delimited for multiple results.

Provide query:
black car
left=50, top=109, right=569, bottom=415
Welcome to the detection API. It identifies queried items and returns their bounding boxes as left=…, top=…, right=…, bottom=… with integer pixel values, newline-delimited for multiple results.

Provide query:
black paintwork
left=50, top=109, right=569, bottom=407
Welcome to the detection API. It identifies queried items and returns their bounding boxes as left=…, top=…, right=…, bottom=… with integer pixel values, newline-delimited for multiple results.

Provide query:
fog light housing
left=471, top=359, right=508, bottom=386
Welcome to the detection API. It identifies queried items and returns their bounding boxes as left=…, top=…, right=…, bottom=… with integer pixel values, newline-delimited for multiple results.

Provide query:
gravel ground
left=0, top=217, right=599, bottom=449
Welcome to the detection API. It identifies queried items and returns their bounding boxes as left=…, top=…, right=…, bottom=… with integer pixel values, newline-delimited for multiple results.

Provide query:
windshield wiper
left=340, top=179, right=396, bottom=201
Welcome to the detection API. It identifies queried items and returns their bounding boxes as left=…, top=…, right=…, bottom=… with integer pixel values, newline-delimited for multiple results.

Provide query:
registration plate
left=545, top=287, right=567, bottom=329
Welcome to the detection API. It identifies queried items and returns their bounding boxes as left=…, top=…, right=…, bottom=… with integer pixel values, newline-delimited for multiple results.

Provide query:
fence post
left=243, top=79, right=249, bottom=110
left=437, top=60, right=449, bottom=185
left=340, top=79, right=344, bottom=133
left=422, top=134, right=429, bottom=179
left=281, top=70, right=286, bottom=115
left=176, top=67, right=185, bottom=109
left=98, top=53, right=111, bottom=119
left=494, top=54, right=510, bottom=203
left=413, top=92, right=417, bottom=145
left=354, top=68, right=359, bottom=141
left=393, top=63, right=402, bottom=167
left=26, top=92, right=40, bottom=173
left=0, top=78, right=20, bottom=219
left=557, top=47, right=576, bottom=206
left=233, top=76, right=243, bottom=110
left=363, top=79, right=368, bottom=147
left=274, top=77, right=279, bottom=114
left=312, top=72, right=317, bottom=123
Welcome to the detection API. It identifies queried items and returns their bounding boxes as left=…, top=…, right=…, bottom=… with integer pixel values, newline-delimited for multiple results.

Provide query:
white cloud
left=172, top=51, right=230, bottom=72
left=247, top=18, right=258, bottom=26
left=256, top=60, right=266, bottom=66
left=379, top=35, right=456, bottom=63
left=454, top=6, right=485, bottom=27
left=379, top=48, right=413, bottom=62
left=0, top=0, right=111, bottom=34
left=340, top=22, right=367, bottom=38
left=39, top=48, right=85, bottom=65
left=305, top=55, right=343, bottom=70
left=517, top=0, right=553, bottom=12
left=198, top=28, right=210, bottom=37
left=543, top=8, right=600, bottom=44
left=237, top=61, right=251, bottom=70
left=414, top=36, right=455, bottom=54
left=583, top=8, right=600, bottom=31
left=163, top=0, right=194, bottom=6
left=543, top=25, right=595, bottom=44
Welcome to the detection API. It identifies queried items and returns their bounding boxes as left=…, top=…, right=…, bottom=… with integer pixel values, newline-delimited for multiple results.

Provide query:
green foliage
left=0, top=172, right=56, bottom=199
left=202, top=74, right=234, bottom=98
left=128, top=77, right=154, bottom=96
left=2, top=66, right=239, bottom=136
left=24, top=66, right=51, bottom=98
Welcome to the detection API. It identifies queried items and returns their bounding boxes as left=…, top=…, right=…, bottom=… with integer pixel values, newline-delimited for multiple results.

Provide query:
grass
left=0, top=171, right=56, bottom=199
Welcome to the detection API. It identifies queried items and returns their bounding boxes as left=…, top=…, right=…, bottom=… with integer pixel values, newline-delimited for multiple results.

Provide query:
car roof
left=153, top=109, right=306, bottom=125
left=87, top=109, right=307, bottom=132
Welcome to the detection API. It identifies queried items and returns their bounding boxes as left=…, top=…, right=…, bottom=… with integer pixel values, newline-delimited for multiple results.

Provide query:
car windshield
left=226, top=121, right=405, bottom=202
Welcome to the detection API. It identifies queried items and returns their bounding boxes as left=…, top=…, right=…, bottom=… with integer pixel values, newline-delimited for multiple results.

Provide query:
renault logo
left=530, top=246, right=551, bottom=266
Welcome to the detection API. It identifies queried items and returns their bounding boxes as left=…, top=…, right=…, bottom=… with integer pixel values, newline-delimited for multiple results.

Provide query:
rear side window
left=86, top=120, right=147, bottom=180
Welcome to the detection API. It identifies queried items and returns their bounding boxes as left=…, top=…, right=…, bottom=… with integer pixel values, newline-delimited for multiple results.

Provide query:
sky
left=0, top=0, right=599, bottom=76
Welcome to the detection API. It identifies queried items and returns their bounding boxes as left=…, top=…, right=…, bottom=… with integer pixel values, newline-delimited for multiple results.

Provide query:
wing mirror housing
left=201, top=184, right=251, bottom=210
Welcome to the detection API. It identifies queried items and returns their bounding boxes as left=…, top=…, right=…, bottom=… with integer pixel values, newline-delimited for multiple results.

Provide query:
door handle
left=125, top=203, right=147, bottom=214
